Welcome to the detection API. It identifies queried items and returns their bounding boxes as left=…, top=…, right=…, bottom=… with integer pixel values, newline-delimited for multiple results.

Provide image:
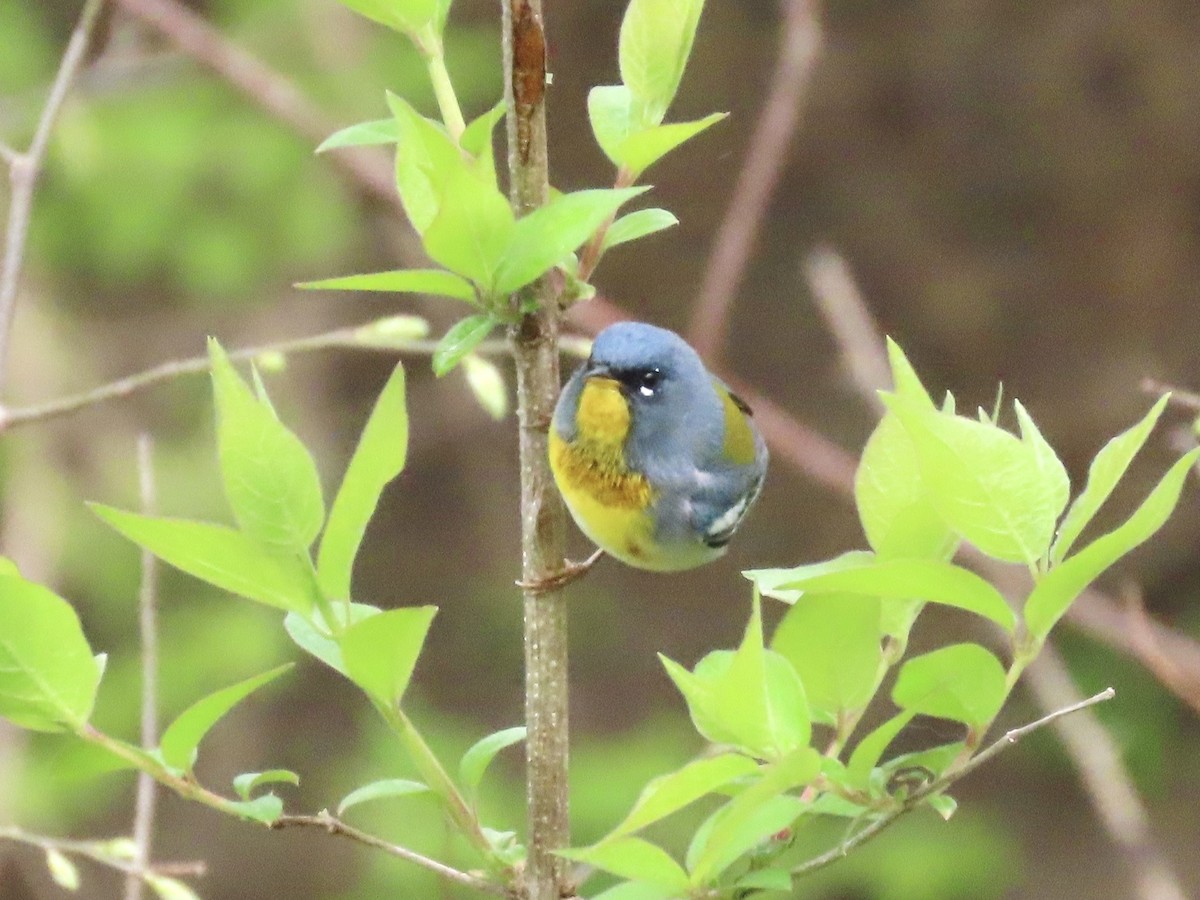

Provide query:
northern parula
left=549, top=322, right=768, bottom=572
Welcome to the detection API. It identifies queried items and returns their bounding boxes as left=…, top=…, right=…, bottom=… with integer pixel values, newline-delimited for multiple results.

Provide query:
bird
left=549, top=321, right=768, bottom=572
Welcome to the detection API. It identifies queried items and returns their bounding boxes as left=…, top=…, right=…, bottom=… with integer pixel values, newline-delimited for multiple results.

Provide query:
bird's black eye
left=632, top=368, right=662, bottom=398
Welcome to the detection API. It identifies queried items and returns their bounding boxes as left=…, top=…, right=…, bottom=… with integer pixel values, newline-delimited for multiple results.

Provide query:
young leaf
left=0, top=574, right=101, bottom=732
left=459, top=726, right=526, bottom=797
left=771, top=593, right=883, bottom=725
left=222, top=794, right=284, bottom=825
left=338, top=778, right=431, bottom=815
left=590, top=884, right=673, bottom=900
left=460, top=100, right=507, bottom=159
left=340, top=606, right=438, bottom=707
left=559, top=838, right=689, bottom=893
left=1013, top=399, right=1070, bottom=516
left=336, top=0, right=445, bottom=37
left=145, top=875, right=202, bottom=900
left=773, top=558, right=1016, bottom=632
left=745, top=550, right=875, bottom=604
left=462, top=354, right=509, bottom=420
left=845, top=709, right=916, bottom=788
left=432, top=314, right=497, bottom=376
left=588, top=84, right=637, bottom=164
left=91, top=506, right=317, bottom=614
left=45, top=848, right=80, bottom=891
left=387, top=93, right=467, bottom=234
left=1025, top=448, right=1200, bottom=639
left=616, top=113, right=726, bottom=178
left=688, top=747, right=820, bottom=885
left=735, top=869, right=793, bottom=893
left=606, top=753, right=758, bottom=840
left=855, top=413, right=958, bottom=560
left=892, top=644, right=1006, bottom=731
left=884, top=338, right=935, bottom=407
left=883, top=393, right=1061, bottom=565
left=315, top=117, right=399, bottom=153
left=297, top=268, right=476, bottom=301
left=927, top=793, right=958, bottom=820
left=602, top=208, right=678, bottom=253
left=492, top=187, right=648, bottom=295
left=317, top=362, right=409, bottom=601
left=619, top=0, right=707, bottom=123
left=1050, top=395, right=1170, bottom=564
left=159, top=663, right=293, bottom=772
left=209, top=339, right=325, bottom=552
left=233, top=769, right=300, bottom=800
left=283, top=604, right=381, bottom=674
left=354, top=315, right=432, bottom=348
left=422, top=166, right=515, bottom=289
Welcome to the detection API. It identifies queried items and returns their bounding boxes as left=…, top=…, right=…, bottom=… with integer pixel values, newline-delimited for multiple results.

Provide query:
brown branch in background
left=686, top=0, right=822, bottom=363
left=803, top=245, right=890, bottom=411
left=0, top=0, right=106, bottom=393
left=1117, top=582, right=1200, bottom=715
left=1142, top=377, right=1200, bottom=412
left=1023, top=648, right=1188, bottom=900
left=125, top=435, right=160, bottom=900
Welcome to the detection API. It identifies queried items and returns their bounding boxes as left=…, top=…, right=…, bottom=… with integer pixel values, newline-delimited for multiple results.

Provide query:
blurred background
left=2, top=0, right=1199, bottom=897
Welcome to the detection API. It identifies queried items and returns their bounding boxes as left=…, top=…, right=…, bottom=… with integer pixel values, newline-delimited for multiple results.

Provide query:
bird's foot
left=516, top=548, right=604, bottom=593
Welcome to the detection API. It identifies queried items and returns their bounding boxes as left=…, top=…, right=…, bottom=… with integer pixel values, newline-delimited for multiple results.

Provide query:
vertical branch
left=125, top=434, right=160, bottom=900
left=0, top=0, right=105, bottom=393
left=501, top=2, right=571, bottom=899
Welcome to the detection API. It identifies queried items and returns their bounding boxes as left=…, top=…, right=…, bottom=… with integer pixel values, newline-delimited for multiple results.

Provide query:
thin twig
left=125, top=435, right=160, bottom=900
left=686, top=0, right=822, bottom=363
left=1023, top=650, right=1187, bottom=900
left=803, top=245, right=890, bottom=410
left=791, top=687, right=1116, bottom=878
left=0, top=0, right=106, bottom=392
left=1120, top=581, right=1200, bottom=715
left=0, top=324, right=508, bottom=432
left=0, top=826, right=205, bottom=881
left=272, top=813, right=507, bottom=896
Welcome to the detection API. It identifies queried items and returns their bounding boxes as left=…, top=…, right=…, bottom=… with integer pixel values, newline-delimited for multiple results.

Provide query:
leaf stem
left=420, top=31, right=467, bottom=143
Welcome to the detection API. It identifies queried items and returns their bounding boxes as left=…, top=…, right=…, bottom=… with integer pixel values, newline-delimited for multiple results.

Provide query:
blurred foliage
left=2, top=0, right=1200, bottom=898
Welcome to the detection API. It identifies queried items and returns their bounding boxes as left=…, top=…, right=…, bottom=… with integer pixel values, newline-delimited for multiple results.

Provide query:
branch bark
left=501, top=2, right=571, bottom=898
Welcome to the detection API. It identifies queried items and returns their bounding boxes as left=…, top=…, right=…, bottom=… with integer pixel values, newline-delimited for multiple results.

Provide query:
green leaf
left=846, top=710, right=916, bottom=788
left=493, top=187, right=648, bottom=295
left=662, top=597, right=809, bottom=758
left=209, top=339, right=325, bottom=552
left=606, top=753, right=758, bottom=840
left=855, top=412, right=958, bottom=560
left=338, top=778, right=431, bottom=815
left=0, top=574, right=101, bottom=732
left=688, top=747, right=820, bottom=884
left=892, top=644, right=1006, bottom=731
left=883, top=393, right=1061, bottom=565
left=315, top=117, right=399, bottom=153
left=336, top=0, right=445, bottom=36
left=45, top=848, right=80, bottom=891
left=619, top=0, right=707, bottom=123
left=432, top=314, right=497, bottom=376
left=283, top=604, right=381, bottom=674
left=340, top=606, right=437, bottom=707
left=735, top=869, right=794, bottom=893
left=222, top=794, right=284, bottom=825
left=145, top=874, right=202, bottom=900
left=387, top=93, right=468, bottom=234
left=617, top=113, right=726, bottom=177
left=460, top=100, right=507, bottom=161
left=559, top=838, right=689, bottom=893
left=601, top=208, right=678, bottom=253
left=1051, top=396, right=1170, bottom=564
left=462, top=354, right=509, bottom=420
left=159, top=664, right=293, bottom=772
left=354, top=316, right=432, bottom=348
left=771, top=593, right=882, bottom=725
left=745, top=550, right=875, bottom=604
left=1014, top=399, right=1070, bottom=518
left=590, top=884, right=672, bottom=900
left=297, top=268, right=476, bottom=301
left=233, top=769, right=299, bottom=800
left=1025, top=448, right=1200, bottom=639
left=588, top=84, right=638, bottom=163
left=884, top=338, right=935, bottom=408
left=317, top=363, right=409, bottom=601
left=91, top=506, right=316, bottom=615
left=422, top=165, right=515, bottom=289
left=773, top=557, right=1016, bottom=632
left=927, top=792, right=958, bottom=820
left=459, top=726, right=526, bottom=797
